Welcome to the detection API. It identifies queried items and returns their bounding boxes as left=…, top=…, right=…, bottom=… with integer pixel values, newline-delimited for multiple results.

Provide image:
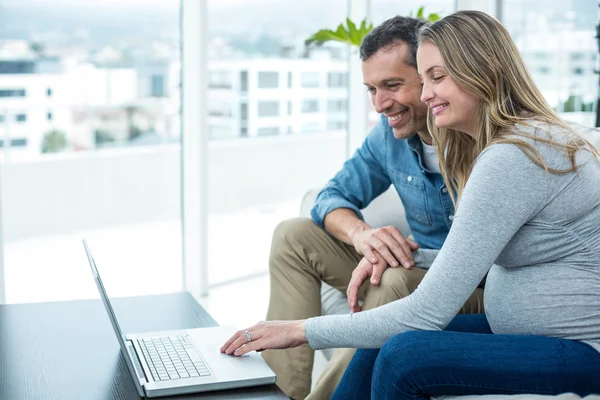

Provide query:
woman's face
left=417, top=40, right=479, bottom=137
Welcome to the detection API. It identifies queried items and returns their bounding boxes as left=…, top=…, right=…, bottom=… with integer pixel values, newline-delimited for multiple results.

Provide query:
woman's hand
left=220, top=320, right=308, bottom=356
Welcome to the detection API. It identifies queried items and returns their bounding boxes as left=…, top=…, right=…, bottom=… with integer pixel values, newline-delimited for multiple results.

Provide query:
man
left=262, top=16, right=484, bottom=400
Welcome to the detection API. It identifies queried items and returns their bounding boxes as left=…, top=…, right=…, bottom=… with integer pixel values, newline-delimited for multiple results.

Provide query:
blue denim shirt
left=311, top=115, right=454, bottom=250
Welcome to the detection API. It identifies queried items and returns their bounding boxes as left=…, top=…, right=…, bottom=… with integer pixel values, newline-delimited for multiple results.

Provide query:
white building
left=0, top=56, right=138, bottom=158
left=516, top=29, right=598, bottom=110
left=207, top=58, right=348, bottom=140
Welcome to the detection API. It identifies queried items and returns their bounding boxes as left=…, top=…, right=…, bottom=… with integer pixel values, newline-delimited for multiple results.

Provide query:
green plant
left=305, top=7, right=441, bottom=48
left=41, top=129, right=68, bottom=153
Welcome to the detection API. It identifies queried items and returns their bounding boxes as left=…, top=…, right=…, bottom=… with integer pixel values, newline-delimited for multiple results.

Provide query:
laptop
left=82, top=239, right=276, bottom=398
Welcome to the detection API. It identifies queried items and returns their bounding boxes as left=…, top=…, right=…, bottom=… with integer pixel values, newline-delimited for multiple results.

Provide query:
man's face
left=362, top=42, right=429, bottom=140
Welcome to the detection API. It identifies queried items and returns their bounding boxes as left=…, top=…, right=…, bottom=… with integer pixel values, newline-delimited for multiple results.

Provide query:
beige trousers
left=261, top=218, right=484, bottom=400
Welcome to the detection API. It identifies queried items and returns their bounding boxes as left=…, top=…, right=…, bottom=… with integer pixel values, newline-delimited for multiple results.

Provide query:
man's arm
left=323, top=208, right=371, bottom=246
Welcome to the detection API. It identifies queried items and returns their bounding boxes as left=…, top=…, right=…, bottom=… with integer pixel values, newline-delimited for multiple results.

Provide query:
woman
left=222, top=11, right=600, bottom=399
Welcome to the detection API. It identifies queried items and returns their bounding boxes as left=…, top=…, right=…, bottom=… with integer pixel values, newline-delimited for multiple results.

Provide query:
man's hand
left=350, top=225, right=419, bottom=269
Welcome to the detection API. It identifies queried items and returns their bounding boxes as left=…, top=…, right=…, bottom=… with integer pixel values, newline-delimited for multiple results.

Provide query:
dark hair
left=359, top=16, right=429, bottom=67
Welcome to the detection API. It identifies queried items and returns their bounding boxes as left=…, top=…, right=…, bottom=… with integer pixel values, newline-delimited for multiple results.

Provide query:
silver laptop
left=82, top=240, right=276, bottom=398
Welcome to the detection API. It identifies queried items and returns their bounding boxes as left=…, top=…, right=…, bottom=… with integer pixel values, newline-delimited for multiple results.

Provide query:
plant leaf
left=305, top=18, right=373, bottom=48
left=416, top=6, right=425, bottom=18
left=428, top=13, right=441, bottom=22
left=346, top=17, right=361, bottom=46
left=305, top=26, right=351, bottom=46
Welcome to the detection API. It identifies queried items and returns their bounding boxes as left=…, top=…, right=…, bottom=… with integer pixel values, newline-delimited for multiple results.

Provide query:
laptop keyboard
left=138, top=334, right=212, bottom=381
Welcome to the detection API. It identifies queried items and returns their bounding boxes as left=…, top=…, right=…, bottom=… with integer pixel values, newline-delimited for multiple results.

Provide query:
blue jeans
left=331, top=314, right=600, bottom=400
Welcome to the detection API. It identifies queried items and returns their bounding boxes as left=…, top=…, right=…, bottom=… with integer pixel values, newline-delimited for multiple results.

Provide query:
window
left=240, top=70, right=248, bottom=92
left=205, top=0, right=349, bottom=294
left=503, top=0, right=597, bottom=114
left=537, top=66, right=551, bottom=74
left=327, top=72, right=346, bottom=88
left=571, top=52, right=585, bottom=61
left=209, top=102, right=232, bottom=117
left=151, top=74, right=165, bottom=97
left=0, top=0, right=182, bottom=305
left=256, top=126, right=279, bottom=136
left=0, top=89, right=26, bottom=97
left=257, top=71, right=279, bottom=89
left=327, top=99, right=346, bottom=113
left=0, top=138, right=27, bottom=148
left=240, top=103, right=248, bottom=120
left=209, top=71, right=232, bottom=89
left=11, top=138, right=27, bottom=147
left=327, top=120, right=346, bottom=130
left=301, top=99, right=319, bottom=113
left=300, top=72, right=320, bottom=88
left=257, top=101, right=279, bottom=117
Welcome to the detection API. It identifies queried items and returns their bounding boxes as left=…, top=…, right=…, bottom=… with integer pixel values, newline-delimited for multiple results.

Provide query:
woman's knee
left=374, top=331, right=436, bottom=382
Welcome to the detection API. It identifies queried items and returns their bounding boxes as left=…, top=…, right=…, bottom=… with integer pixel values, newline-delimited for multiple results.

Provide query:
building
left=0, top=41, right=139, bottom=158
left=207, top=58, right=348, bottom=140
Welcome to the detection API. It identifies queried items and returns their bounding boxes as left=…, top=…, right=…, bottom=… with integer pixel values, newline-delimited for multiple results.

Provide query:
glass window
left=256, top=126, right=279, bottom=136
left=301, top=72, right=320, bottom=88
left=151, top=74, right=165, bottom=97
left=257, top=101, right=280, bottom=117
left=301, top=99, right=319, bottom=113
left=327, top=99, right=346, bottom=112
left=0, top=89, right=26, bottom=97
left=327, top=72, right=346, bottom=88
left=209, top=70, right=233, bottom=89
left=503, top=0, right=597, bottom=120
left=10, top=138, right=27, bottom=147
left=206, top=0, right=349, bottom=295
left=257, top=71, right=279, bottom=89
left=327, top=120, right=346, bottom=130
left=240, top=70, right=249, bottom=92
left=0, top=0, right=182, bottom=304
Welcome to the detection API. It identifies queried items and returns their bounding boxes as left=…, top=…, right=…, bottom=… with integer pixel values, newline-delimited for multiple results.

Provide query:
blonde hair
left=418, top=10, right=600, bottom=205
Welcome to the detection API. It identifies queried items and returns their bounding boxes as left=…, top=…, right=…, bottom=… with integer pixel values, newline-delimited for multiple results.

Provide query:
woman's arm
left=304, top=142, right=560, bottom=349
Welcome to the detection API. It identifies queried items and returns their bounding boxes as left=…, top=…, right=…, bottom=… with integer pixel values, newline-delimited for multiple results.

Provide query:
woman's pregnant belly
left=484, top=263, right=600, bottom=342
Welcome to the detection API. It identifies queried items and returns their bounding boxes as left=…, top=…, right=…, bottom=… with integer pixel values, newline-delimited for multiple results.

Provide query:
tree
left=41, top=129, right=68, bottom=153
left=94, top=129, right=115, bottom=146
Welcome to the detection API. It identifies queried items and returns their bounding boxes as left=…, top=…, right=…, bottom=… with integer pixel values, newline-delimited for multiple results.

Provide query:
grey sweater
left=304, top=124, right=600, bottom=352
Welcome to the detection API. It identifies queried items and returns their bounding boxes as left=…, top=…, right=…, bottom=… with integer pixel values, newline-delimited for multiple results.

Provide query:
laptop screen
left=82, top=239, right=143, bottom=393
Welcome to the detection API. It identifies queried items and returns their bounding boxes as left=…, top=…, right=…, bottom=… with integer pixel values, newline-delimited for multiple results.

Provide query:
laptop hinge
left=126, top=339, right=148, bottom=397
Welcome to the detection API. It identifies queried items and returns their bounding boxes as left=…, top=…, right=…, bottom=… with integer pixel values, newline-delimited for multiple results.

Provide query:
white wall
left=1, top=132, right=346, bottom=241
